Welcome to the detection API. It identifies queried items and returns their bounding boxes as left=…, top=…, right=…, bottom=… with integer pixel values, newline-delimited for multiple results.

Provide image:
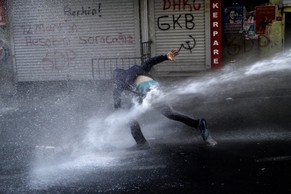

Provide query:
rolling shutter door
left=9, top=0, right=139, bottom=81
left=152, top=0, right=208, bottom=75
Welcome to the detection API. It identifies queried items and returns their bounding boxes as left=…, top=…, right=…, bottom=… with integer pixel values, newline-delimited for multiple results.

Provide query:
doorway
left=285, top=12, right=291, bottom=50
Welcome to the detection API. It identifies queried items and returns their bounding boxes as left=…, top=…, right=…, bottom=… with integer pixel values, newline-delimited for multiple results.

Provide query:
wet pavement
left=1, top=63, right=291, bottom=194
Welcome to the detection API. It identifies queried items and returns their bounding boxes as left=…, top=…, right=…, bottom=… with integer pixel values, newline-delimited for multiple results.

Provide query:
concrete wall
left=0, top=2, right=14, bottom=99
left=259, top=0, right=284, bottom=58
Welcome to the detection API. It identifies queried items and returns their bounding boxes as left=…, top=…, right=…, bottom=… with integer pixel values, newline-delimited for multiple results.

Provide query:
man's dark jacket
left=113, top=55, right=168, bottom=109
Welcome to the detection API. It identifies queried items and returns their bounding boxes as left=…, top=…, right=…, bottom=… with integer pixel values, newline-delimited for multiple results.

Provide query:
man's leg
left=158, top=105, right=199, bottom=128
left=130, top=120, right=149, bottom=147
left=157, top=105, right=213, bottom=143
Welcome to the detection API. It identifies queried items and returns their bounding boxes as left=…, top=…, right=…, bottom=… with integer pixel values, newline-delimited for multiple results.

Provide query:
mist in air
left=28, top=51, right=291, bottom=189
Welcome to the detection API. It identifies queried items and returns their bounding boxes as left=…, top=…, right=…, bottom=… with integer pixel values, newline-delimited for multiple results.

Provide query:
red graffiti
left=42, top=49, right=76, bottom=71
left=22, top=23, right=78, bottom=35
left=79, top=33, right=134, bottom=45
left=25, top=36, right=70, bottom=47
left=163, top=0, right=201, bottom=11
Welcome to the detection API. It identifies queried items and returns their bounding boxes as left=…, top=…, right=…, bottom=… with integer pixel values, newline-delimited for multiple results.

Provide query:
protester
left=113, top=50, right=217, bottom=149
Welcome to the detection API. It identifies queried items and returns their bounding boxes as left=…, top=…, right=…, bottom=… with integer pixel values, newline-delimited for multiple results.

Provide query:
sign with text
left=210, top=0, right=222, bottom=69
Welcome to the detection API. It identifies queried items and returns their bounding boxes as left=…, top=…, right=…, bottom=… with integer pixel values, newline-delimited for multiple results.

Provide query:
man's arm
left=113, top=69, right=125, bottom=109
left=113, top=83, right=122, bottom=109
left=142, top=50, right=179, bottom=72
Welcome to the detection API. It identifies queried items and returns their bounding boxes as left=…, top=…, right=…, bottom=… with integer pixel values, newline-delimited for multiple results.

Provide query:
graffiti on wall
left=64, top=3, right=102, bottom=17
left=157, top=0, right=202, bottom=53
left=162, top=0, right=201, bottom=11
left=177, top=35, right=196, bottom=53
left=225, top=34, right=271, bottom=56
left=157, top=13, right=196, bottom=31
left=42, top=49, right=76, bottom=71
left=19, top=2, right=135, bottom=72
left=22, top=23, right=133, bottom=47
left=79, top=33, right=133, bottom=45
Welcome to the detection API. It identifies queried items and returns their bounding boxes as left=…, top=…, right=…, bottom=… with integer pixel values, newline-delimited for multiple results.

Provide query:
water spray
left=29, top=51, right=291, bottom=189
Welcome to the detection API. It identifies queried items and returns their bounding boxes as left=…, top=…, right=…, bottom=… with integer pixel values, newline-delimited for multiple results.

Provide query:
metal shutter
left=9, top=0, right=139, bottom=81
left=151, top=0, right=208, bottom=75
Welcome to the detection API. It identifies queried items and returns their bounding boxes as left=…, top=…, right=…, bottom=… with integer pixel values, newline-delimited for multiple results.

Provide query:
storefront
left=8, top=0, right=287, bottom=82
left=9, top=0, right=140, bottom=81
left=148, top=0, right=213, bottom=76
left=221, top=0, right=284, bottom=66
left=8, top=0, right=219, bottom=81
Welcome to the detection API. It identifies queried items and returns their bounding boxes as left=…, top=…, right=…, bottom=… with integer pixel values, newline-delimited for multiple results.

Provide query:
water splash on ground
left=29, top=52, right=291, bottom=189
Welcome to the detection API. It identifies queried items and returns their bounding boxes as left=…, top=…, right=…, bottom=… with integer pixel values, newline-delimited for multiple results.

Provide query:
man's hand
left=167, top=49, right=179, bottom=61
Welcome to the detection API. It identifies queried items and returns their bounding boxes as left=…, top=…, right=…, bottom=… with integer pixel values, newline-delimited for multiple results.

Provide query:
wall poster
left=223, top=6, right=243, bottom=33
left=255, top=6, right=275, bottom=35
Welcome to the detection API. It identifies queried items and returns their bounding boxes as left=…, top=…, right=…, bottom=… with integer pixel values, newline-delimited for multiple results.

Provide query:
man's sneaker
left=198, top=118, right=209, bottom=141
left=127, top=141, right=150, bottom=151
left=205, top=136, right=217, bottom=146
left=136, top=141, right=150, bottom=150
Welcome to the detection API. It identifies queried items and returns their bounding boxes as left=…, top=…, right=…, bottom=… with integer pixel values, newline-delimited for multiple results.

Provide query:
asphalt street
left=1, top=60, right=291, bottom=194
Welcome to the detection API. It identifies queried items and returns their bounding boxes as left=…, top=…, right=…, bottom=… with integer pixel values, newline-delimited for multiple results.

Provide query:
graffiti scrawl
left=177, top=35, right=196, bottom=53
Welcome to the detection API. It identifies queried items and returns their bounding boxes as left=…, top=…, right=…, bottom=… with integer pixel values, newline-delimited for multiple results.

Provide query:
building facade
left=0, top=0, right=289, bottom=83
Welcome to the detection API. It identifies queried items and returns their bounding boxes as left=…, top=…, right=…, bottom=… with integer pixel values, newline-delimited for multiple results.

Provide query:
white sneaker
left=205, top=136, right=217, bottom=146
